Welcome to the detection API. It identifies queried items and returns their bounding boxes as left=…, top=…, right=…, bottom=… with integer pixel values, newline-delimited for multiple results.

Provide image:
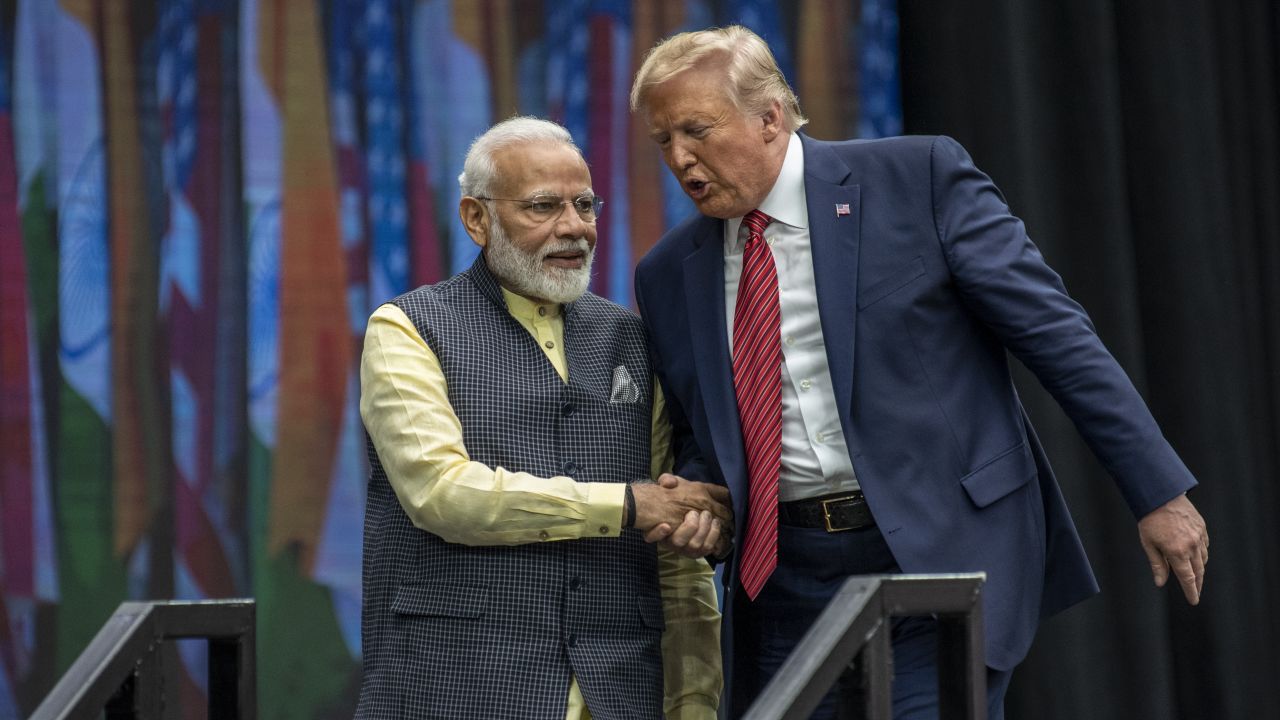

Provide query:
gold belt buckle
left=820, top=496, right=857, bottom=533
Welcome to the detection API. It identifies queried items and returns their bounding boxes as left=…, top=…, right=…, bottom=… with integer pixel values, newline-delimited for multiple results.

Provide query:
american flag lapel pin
left=835, top=203, right=850, bottom=217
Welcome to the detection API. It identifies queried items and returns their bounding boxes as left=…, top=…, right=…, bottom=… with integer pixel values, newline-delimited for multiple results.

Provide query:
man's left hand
left=642, top=474, right=734, bottom=558
left=1137, top=493, right=1208, bottom=605
left=644, top=509, right=731, bottom=559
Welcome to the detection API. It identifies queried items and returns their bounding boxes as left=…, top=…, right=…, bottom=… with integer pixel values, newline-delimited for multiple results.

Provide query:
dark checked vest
left=356, top=256, right=663, bottom=720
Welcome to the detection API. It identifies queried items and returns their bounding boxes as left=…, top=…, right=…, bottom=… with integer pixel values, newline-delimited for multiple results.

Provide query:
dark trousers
left=729, top=523, right=1012, bottom=719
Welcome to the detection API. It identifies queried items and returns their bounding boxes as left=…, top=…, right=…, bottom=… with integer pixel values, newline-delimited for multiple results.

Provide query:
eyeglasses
left=476, top=193, right=605, bottom=222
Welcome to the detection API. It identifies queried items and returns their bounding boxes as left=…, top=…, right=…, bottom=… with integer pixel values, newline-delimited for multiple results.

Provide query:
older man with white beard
left=356, top=117, right=729, bottom=720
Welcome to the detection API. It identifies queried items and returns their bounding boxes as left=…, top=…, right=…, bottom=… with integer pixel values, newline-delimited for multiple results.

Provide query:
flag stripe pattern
left=0, top=2, right=897, bottom=714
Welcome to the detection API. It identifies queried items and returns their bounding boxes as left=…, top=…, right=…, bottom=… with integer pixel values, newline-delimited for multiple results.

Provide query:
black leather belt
left=777, top=491, right=874, bottom=533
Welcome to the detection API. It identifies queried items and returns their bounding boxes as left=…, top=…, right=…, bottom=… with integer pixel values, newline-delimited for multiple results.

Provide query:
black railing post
left=860, top=617, right=893, bottom=720
left=31, top=599, right=256, bottom=720
left=209, top=628, right=256, bottom=720
left=937, top=610, right=986, bottom=720
left=134, top=639, right=166, bottom=718
left=744, top=574, right=986, bottom=720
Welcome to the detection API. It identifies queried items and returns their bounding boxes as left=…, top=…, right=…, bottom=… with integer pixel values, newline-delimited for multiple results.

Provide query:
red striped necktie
left=732, top=209, right=782, bottom=600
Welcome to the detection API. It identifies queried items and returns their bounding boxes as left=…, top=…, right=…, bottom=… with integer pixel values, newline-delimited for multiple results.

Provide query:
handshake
left=631, top=474, right=734, bottom=559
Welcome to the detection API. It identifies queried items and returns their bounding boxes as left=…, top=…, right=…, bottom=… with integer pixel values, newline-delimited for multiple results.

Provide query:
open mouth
left=685, top=179, right=709, bottom=199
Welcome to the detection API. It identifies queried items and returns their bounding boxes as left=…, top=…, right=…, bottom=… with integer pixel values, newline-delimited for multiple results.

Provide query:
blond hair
left=629, top=25, right=807, bottom=132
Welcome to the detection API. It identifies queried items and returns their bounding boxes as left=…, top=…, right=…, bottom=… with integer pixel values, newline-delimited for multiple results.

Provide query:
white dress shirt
left=724, top=132, right=860, bottom=502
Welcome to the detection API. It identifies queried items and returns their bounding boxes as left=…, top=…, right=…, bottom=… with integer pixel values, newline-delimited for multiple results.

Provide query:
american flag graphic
left=157, top=0, right=241, bottom=701
left=0, top=1, right=901, bottom=714
left=362, top=0, right=411, bottom=307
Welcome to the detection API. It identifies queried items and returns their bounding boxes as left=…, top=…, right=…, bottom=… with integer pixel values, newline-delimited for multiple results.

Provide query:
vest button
left=569, top=576, right=582, bottom=591
left=561, top=461, right=579, bottom=476
left=567, top=634, right=577, bottom=647
left=562, top=401, right=575, bottom=416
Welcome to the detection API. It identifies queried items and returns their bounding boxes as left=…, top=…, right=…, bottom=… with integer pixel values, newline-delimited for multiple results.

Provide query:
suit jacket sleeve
left=928, top=135, right=1196, bottom=517
left=636, top=283, right=712, bottom=484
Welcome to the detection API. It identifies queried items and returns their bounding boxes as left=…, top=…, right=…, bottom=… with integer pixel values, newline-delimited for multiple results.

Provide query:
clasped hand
left=632, top=473, right=734, bottom=559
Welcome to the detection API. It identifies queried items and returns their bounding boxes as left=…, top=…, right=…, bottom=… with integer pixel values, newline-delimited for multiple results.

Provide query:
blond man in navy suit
left=630, top=26, right=1208, bottom=719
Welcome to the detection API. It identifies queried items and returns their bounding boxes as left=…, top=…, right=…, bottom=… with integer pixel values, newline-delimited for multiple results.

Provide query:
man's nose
left=554, top=204, right=591, bottom=238
left=669, top=140, right=696, bottom=170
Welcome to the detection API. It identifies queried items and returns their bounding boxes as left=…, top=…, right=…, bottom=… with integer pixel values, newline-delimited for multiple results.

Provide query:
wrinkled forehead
left=642, top=66, right=738, bottom=122
left=492, top=141, right=593, bottom=197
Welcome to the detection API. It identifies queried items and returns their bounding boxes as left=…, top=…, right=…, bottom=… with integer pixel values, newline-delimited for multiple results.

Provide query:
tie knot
left=743, top=210, right=772, bottom=240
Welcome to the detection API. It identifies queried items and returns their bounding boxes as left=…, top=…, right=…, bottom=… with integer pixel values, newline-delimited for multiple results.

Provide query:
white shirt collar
left=725, top=133, right=807, bottom=251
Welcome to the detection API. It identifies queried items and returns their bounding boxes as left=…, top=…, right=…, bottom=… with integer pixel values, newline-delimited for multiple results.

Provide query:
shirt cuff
left=665, top=697, right=719, bottom=720
left=584, top=482, right=627, bottom=538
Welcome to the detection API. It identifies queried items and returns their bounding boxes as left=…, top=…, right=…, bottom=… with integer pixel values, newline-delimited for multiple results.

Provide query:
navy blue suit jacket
left=633, top=134, right=1197, bottom=671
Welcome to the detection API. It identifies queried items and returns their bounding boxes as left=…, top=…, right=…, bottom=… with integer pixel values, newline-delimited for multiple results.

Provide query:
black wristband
left=624, top=483, right=637, bottom=529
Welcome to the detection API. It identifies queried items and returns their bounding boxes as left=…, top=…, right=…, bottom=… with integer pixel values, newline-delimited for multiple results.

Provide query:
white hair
left=484, top=214, right=594, bottom=304
left=458, top=116, right=582, bottom=198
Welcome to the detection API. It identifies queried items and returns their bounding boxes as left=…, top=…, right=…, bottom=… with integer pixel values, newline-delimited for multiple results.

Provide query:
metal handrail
left=744, top=574, right=986, bottom=720
left=30, top=599, right=256, bottom=719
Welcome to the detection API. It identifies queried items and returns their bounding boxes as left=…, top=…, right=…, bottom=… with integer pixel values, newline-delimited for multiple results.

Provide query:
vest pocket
left=636, top=594, right=666, bottom=631
left=959, top=443, right=1035, bottom=508
left=391, top=582, right=488, bottom=618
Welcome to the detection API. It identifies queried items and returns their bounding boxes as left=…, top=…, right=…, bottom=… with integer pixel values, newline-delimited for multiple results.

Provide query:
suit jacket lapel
left=682, top=217, right=749, bottom=513
left=802, top=136, right=861, bottom=440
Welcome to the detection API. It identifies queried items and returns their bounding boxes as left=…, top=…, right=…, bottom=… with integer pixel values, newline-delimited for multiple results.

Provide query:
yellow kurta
left=359, top=290, right=721, bottom=719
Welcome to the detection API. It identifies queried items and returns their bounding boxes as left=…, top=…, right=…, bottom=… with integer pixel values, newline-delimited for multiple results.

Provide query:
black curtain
left=898, top=1, right=1280, bottom=718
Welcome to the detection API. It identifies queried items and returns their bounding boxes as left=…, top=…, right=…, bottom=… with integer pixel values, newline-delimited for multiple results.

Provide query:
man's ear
left=459, top=197, right=490, bottom=249
left=761, top=99, right=785, bottom=143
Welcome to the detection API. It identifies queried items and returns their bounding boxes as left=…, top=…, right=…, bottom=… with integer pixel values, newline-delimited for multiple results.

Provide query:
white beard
left=485, top=218, right=594, bottom=304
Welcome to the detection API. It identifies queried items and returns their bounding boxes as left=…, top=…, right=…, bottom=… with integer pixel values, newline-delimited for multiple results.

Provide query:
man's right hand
left=633, top=473, right=733, bottom=558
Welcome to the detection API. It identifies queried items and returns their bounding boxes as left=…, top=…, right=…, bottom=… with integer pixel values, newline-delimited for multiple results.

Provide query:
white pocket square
left=609, top=365, right=640, bottom=404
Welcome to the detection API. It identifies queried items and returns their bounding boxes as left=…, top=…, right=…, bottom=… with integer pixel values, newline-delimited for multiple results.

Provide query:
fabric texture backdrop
left=901, top=1, right=1280, bottom=718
